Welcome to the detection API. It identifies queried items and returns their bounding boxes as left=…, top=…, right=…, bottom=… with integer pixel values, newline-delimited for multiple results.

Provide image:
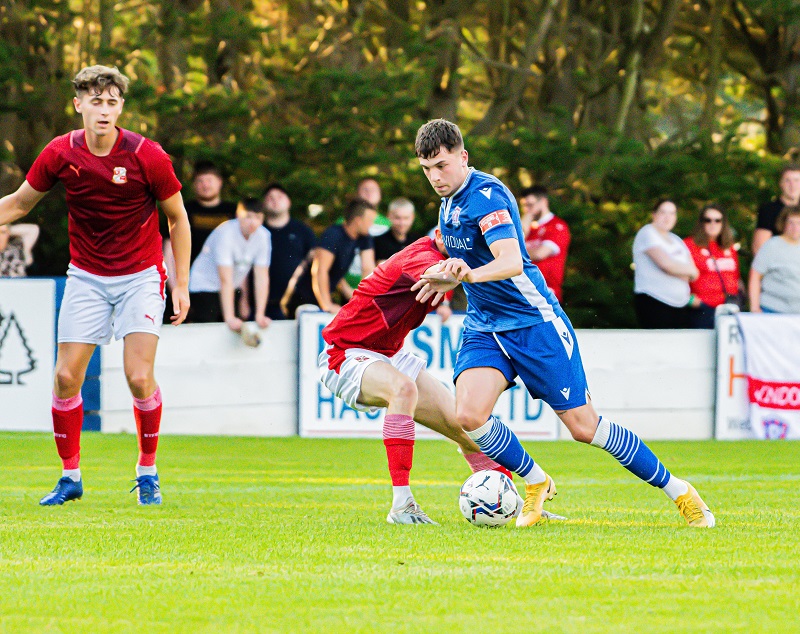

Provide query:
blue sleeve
left=468, top=189, right=518, bottom=245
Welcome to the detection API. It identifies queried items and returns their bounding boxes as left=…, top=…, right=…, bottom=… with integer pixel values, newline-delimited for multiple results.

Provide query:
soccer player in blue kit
left=413, top=119, right=715, bottom=528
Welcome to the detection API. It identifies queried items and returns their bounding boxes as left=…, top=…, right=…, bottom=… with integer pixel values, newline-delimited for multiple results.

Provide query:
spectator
left=163, top=161, right=236, bottom=321
left=749, top=206, right=800, bottom=314
left=356, top=178, right=390, bottom=237
left=519, top=186, right=571, bottom=302
left=262, top=183, right=316, bottom=320
left=0, top=223, right=39, bottom=277
left=374, top=197, right=422, bottom=264
left=632, top=200, right=699, bottom=329
left=753, top=163, right=800, bottom=256
left=282, top=198, right=376, bottom=317
left=344, top=178, right=390, bottom=288
left=684, top=205, right=743, bottom=328
left=187, top=198, right=271, bottom=333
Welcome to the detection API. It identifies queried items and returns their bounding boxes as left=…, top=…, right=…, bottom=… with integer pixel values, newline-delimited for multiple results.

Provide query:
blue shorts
left=453, top=315, right=589, bottom=411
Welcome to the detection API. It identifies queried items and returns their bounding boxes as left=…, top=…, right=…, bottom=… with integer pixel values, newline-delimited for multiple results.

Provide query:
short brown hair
left=343, top=197, right=375, bottom=223
left=72, top=65, right=129, bottom=98
left=776, top=205, right=800, bottom=234
left=415, top=119, right=464, bottom=159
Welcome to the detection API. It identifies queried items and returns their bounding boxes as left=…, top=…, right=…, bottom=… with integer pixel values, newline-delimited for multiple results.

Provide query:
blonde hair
left=72, top=65, right=129, bottom=97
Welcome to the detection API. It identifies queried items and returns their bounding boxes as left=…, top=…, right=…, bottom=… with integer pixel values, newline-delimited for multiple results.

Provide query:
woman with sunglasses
left=684, top=205, right=743, bottom=328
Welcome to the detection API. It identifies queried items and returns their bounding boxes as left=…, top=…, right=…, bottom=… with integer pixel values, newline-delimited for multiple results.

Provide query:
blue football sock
left=465, top=416, right=536, bottom=480
left=590, top=416, right=671, bottom=487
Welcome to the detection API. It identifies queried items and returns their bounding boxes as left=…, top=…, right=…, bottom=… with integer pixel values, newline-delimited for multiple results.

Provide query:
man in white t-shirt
left=188, top=198, right=272, bottom=333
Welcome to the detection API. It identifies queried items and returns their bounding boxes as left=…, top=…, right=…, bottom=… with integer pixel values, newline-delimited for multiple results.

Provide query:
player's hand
left=438, top=257, right=473, bottom=282
left=226, top=317, right=244, bottom=333
left=411, top=278, right=456, bottom=306
left=171, top=285, right=190, bottom=325
left=256, top=314, right=272, bottom=329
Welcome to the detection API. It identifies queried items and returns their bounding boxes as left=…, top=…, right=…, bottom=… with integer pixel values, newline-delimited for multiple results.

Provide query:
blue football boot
left=39, top=477, right=83, bottom=506
left=130, top=474, right=162, bottom=505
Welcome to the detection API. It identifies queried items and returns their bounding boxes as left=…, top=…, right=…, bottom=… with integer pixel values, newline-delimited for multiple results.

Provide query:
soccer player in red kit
left=319, top=231, right=513, bottom=524
left=0, top=66, right=191, bottom=506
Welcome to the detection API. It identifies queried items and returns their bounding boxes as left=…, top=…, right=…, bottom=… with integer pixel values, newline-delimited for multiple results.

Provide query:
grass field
left=1, top=432, right=798, bottom=633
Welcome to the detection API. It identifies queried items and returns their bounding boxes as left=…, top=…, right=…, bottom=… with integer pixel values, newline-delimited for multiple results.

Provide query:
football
left=459, top=470, right=521, bottom=527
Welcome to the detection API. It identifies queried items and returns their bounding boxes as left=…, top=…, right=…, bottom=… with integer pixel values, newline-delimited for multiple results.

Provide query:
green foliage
left=2, top=433, right=799, bottom=632
left=1, top=1, right=794, bottom=326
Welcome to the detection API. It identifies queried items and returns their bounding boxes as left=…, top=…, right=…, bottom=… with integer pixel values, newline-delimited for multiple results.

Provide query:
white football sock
left=62, top=469, right=81, bottom=482
left=136, top=464, right=157, bottom=477
left=392, top=486, right=413, bottom=510
left=662, top=476, right=689, bottom=501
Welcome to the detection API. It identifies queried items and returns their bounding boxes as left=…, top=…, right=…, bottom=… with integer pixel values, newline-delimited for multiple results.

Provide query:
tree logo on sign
left=0, top=311, right=37, bottom=385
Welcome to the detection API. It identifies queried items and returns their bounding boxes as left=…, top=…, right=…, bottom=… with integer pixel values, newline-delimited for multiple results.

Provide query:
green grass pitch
left=1, top=432, right=798, bottom=633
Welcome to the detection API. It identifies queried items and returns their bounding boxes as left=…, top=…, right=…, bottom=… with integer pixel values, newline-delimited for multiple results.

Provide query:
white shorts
left=58, top=264, right=166, bottom=345
left=318, top=345, right=426, bottom=413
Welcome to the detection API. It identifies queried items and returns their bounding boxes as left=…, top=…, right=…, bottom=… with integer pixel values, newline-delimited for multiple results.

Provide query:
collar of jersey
left=442, top=167, right=475, bottom=203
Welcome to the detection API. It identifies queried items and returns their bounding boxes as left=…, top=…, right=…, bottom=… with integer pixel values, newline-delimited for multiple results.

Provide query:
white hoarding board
left=298, top=312, right=559, bottom=439
left=714, top=315, right=751, bottom=439
left=0, top=279, right=56, bottom=431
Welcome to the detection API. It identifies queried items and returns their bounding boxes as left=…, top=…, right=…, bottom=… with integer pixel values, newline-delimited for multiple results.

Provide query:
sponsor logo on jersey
left=442, top=234, right=472, bottom=251
left=353, top=355, right=370, bottom=363
left=69, top=165, right=81, bottom=177
left=560, top=387, right=571, bottom=400
left=112, top=167, right=127, bottom=184
left=478, top=210, right=512, bottom=234
left=479, top=187, right=492, bottom=199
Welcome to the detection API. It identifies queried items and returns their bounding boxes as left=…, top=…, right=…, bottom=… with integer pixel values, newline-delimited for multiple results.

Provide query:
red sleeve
left=553, top=219, right=571, bottom=251
left=402, top=242, right=445, bottom=279
left=139, top=140, right=182, bottom=201
left=25, top=140, right=61, bottom=193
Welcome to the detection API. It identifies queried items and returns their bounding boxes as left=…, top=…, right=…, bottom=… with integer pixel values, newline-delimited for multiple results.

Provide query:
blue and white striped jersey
left=438, top=168, right=560, bottom=331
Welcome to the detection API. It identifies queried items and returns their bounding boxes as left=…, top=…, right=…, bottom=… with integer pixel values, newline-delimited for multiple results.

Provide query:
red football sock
left=52, top=393, right=83, bottom=470
left=383, top=414, right=415, bottom=487
left=463, top=451, right=513, bottom=480
left=133, top=386, right=162, bottom=467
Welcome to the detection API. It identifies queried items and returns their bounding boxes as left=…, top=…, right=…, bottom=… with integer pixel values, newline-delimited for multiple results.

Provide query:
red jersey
left=26, top=128, right=182, bottom=276
left=322, top=237, right=445, bottom=371
left=525, top=214, right=571, bottom=301
left=684, top=237, right=740, bottom=307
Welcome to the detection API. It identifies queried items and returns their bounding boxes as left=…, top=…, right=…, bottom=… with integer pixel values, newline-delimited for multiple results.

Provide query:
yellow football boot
left=516, top=475, right=556, bottom=527
left=674, top=480, right=716, bottom=527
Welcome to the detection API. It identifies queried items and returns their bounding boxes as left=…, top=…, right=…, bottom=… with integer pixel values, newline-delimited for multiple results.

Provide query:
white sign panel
left=0, top=279, right=56, bottom=431
left=714, top=315, right=755, bottom=439
left=298, top=311, right=559, bottom=439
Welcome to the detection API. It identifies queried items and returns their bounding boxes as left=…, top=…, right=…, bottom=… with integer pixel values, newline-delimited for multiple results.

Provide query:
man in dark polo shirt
left=282, top=198, right=376, bottom=317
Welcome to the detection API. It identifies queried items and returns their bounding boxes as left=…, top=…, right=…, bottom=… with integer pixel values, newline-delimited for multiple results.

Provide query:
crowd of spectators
left=4, top=158, right=800, bottom=329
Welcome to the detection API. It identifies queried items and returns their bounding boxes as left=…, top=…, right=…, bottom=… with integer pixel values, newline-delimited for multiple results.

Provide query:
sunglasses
left=703, top=217, right=723, bottom=224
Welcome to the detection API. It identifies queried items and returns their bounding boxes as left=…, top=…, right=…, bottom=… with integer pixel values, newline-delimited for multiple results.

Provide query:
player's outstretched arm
left=436, top=237, right=523, bottom=284
left=160, top=192, right=191, bottom=324
left=412, top=262, right=460, bottom=305
left=0, top=181, right=47, bottom=225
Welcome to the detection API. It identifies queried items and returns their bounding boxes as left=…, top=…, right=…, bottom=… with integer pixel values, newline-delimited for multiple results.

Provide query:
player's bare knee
left=54, top=366, right=83, bottom=395
left=561, top=413, right=596, bottom=444
left=456, top=410, right=485, bottom=432
left=125, top=371, right=155, bottom=398
left=390, top=377, right=418, bottom=410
